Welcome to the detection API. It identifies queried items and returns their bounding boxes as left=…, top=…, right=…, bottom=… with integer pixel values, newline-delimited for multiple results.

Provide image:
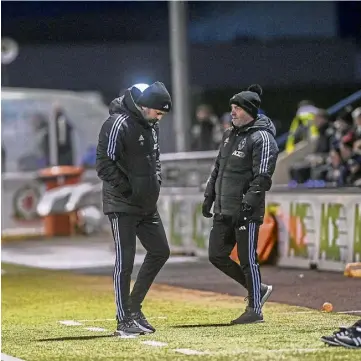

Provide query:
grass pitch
left=1, top=263, right=360, bottom=361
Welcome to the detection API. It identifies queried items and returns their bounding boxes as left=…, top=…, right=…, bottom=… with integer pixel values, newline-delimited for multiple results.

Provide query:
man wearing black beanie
left=202, top=84, right=279, bottom=324
left=96, top=82, right=172, bottom=336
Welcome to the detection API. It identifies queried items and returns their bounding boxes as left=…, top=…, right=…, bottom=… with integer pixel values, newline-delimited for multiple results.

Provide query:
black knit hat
left=137, top=81, right=172, bottom=112
left=229, top=84, right=263, bottom=119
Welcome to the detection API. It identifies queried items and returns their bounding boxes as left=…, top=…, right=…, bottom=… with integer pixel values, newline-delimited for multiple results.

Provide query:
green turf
left=1, top=263, right=360, bottom=361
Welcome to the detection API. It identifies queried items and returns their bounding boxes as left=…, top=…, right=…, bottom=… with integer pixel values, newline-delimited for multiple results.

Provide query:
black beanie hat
left=137, top=81, right=172, bottom=112
left=229, top=84, right=263, bottom=119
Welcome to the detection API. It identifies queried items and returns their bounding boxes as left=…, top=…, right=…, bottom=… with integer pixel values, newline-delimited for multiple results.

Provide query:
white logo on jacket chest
left=232, top=150, right=245, bottom=158
left=138, top=134, right=144, bottom=146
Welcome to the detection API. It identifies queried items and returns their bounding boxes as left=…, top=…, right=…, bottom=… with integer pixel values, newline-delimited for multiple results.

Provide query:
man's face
left=196, top=107, right=211, bottom=121
left=142, top=107, right=166, bottom=122
left=230, top=104, right=253, bottom=127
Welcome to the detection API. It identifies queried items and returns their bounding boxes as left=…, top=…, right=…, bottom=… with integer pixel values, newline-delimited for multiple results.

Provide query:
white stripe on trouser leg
left=112, top=217, right=124, bottom=320
left=248, top=223, right=261, bottom=314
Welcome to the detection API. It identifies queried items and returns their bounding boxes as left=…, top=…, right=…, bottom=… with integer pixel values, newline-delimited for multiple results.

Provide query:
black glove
left=202, top=197, right=214, bottom=218
left=233, top=202, right=253, bottom=228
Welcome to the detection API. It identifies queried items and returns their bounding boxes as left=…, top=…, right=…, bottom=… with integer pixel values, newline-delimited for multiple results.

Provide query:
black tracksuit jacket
left=96, top=88, right=161, bottom=215
left=204, top=115, right=279, bottom=223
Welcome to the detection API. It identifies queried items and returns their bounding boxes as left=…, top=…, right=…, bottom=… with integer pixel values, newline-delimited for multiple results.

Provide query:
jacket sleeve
left=204, top=131, right=229, bottom=199
left=96, top=117, right=131, bottom=193
left=204, top=148, right=221, bottom=200
left=243, top=130, right=279, bottom=208
left=155, top=125, right=162, bottom=184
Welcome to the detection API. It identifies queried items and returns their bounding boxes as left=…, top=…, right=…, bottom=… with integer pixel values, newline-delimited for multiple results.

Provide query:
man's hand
left=202, top=197, right=214, bottom=218
left=233, top=203, right=253, bottom=228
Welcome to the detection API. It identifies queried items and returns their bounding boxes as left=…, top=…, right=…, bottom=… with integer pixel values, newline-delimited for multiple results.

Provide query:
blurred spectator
left=330, top=108, right=354, bottom=148
left=17, top=112, right=50, bottom=171
left=19, top=107, right=75, bottom=170
left=220, top=111, right=232, bottom=131
left=291, top=104, right=361, bottom=187
left=54, top=105, right=74, bottom=166
left=324, top=149, right=347, bottom=185
left=289, top=109, right=332, bottom=183
left=191, top=104, right=222, bottom=151
left=352, top=107, right=361, bottom=138
left=285, top=100, right=319, bottom=154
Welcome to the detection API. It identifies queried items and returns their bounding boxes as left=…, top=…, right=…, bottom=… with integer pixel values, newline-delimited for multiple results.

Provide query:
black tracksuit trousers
left=108, top=211, right=170, bottom=321
left=208, top=214, right=262, bottom=315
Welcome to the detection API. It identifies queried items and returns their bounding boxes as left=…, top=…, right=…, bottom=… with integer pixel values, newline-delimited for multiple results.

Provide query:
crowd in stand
left=190, top=100, right=361, bottom=188
left=288, top=103, right=361, bottom=187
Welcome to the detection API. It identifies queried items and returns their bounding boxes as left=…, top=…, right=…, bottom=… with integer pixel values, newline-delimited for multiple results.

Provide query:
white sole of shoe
left=334, top=339, right=360, bottom=349
left=261, top=285, right=273, bottom=308
left=231, top=319, right=265, bottom=325
left=134, top=320, right=155, bottom=333
left=320, top=337, right=340, bottom=346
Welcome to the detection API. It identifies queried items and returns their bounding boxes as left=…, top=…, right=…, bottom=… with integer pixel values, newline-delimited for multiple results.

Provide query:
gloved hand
left=233, top=202, right=253, bottom=228
left=202, top=197, right=214, bottom=218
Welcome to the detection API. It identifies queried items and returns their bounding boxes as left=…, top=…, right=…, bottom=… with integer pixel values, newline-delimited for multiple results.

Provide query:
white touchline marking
left=76, top=316, right=167, bottom=322
left=77, top=318, right=114, bottom=322
left=174, top=349, right=208, bottom=355
left=142, top=341, right=168, bottom=347
left=278, top=311, right=315, bottom=314
left=1, top=353, right=27, bottom=361
left=84, top=327, right=108, bottom=332
left=279, top=310, right=361, bottom=315
left=58, top=320, right=82, bottom=326
left=221, top=347, right=330, bottom=355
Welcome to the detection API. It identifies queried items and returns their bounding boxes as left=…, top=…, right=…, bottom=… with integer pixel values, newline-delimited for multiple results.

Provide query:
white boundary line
left=1, top=353, right=26, bottom=361
left=84, top=327, right=108, bottom=332
left=75, top=316, right=167, bottom=322
left=278, top=310, right=361, bottom=315
left=58, top=320, right=83, bottom=326
left=142, top=341, right=168, bottom=347
left=174, top=349, right=208, bottom=355
left=222, top=347, right=331, bottom=355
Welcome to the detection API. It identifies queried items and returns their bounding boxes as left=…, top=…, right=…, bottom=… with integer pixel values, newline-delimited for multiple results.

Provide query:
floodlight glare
left=133, top=83, right=150, bottom=92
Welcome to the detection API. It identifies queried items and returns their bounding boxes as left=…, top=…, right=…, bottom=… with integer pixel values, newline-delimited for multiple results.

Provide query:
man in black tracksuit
left=202, top=84, right=279, bottom=324
left=96, top=82, right=172, bottom=336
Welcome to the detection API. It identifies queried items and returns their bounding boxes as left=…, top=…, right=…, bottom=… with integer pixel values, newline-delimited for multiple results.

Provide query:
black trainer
left=131, top=311, right=156, bottom=333
left=231, top=306, right=264, bottom=325
left=335, top=326, right=361, bottom=349
left=321, top=326, right=350, bottom=346
left=244, top=283, right=273, bottom=308
left=114, top=317, right=145, bottom=336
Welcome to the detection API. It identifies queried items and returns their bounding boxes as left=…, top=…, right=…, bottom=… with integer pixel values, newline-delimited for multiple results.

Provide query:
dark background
left=2, top=1, right=361, bottom=44
left=2, top=1, right=361, bottom=129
